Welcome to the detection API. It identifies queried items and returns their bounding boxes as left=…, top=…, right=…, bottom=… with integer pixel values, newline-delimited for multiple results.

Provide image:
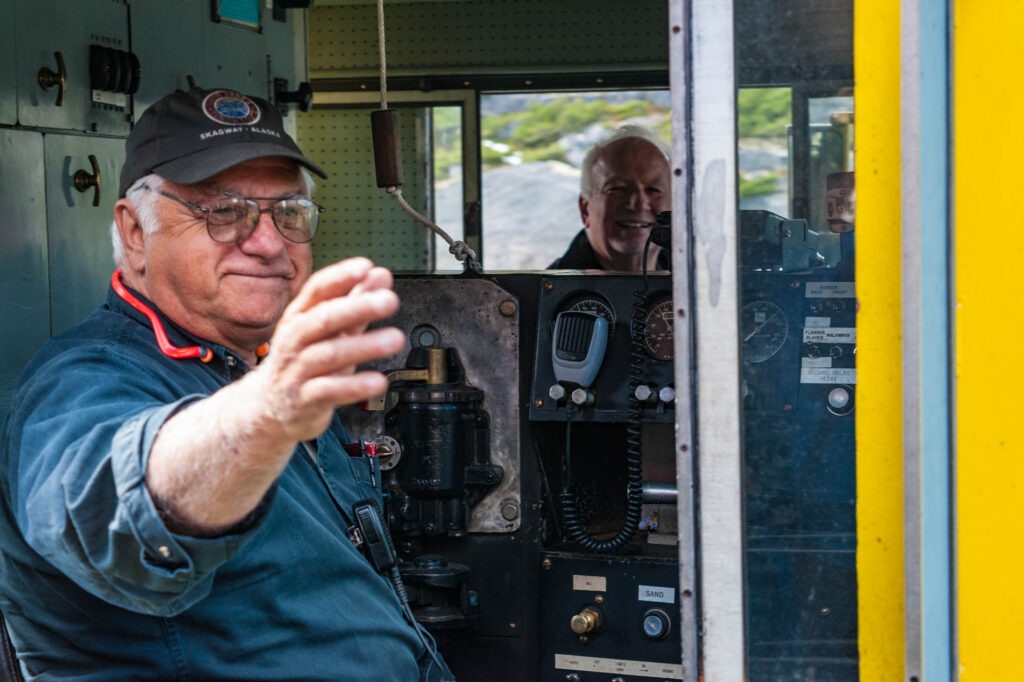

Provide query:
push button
left=642, top=608, right=671, bottom=639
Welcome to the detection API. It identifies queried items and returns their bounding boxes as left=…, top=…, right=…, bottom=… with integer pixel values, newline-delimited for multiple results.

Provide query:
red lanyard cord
left=110, top=270, right=213, bottom=363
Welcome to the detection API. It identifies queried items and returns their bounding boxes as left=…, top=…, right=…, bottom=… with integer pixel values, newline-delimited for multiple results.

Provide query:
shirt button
left=158, top=545, right=171, bottom=559
left=226, top=356, right=237, bottom=367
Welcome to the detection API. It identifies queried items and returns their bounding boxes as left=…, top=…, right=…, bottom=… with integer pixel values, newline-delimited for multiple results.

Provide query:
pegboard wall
left=297, top=106, right=433, bottom=272
left=308, top=0, right=668, bottom=76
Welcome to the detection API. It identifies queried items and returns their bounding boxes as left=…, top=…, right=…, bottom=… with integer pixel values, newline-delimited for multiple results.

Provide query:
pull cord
left=374, top=0, right=478, bottom=272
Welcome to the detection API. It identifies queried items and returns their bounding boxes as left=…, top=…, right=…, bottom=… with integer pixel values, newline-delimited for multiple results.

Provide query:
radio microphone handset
left=550, top=310, right=608, bottom=390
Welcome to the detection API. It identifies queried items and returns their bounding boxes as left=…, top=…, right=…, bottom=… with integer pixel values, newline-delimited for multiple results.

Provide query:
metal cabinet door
left=0, top=0, right=16, bottom=125
left=44, top=134, right=124, bottom=335
left=14, top=0, right=130, bottom=135
left=204, top=16, right=268, bottom=97
left=130, top=0, right=205, bottom=114
left=0, top=129, right=50, bottom=415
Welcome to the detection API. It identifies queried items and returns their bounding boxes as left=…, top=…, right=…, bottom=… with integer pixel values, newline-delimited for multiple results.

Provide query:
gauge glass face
left=741, top=300, right=788, bottom=364
left=642, top=298, right=674, bottom=361
left=562, top=295, right=616, bottom=340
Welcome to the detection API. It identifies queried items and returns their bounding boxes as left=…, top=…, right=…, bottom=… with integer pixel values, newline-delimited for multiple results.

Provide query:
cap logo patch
left=202, top=90, right=262, bottom=126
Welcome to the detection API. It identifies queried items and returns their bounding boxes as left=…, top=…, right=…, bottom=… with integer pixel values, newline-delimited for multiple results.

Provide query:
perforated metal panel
left=308, top=0, right=668, bottom=76
left=298, top=107, right=432, bottom=271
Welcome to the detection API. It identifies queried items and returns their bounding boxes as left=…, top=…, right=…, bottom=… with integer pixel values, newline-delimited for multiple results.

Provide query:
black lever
left=274, top=79, right=313, bottom=112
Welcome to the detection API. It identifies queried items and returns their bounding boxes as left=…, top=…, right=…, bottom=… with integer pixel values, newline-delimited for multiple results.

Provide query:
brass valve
left=569, top=606, right=602, bottom=635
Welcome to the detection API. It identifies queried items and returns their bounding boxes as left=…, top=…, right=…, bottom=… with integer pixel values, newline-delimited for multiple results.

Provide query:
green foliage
left=739, top=173, right=780, bottom=197
left=521, top=141, right=567, bottom=164
left=433, top=107, right=462, bottom=180
left=737, top=87, right=791, bottom=138
left=481, top=146, right=506, bottom=167
left=481, top=96, right=668, bottom=166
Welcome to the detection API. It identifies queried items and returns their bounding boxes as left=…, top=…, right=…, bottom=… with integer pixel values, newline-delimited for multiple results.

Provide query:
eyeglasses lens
left=205, top=198, right=318, bottom=244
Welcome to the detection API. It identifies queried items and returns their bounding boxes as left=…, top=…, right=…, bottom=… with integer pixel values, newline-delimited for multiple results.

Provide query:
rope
left=375, top=0, right=477, bottom=271
left=376, top=0, right=388, bottom=110
left=385, top=187, right=479, bottom=266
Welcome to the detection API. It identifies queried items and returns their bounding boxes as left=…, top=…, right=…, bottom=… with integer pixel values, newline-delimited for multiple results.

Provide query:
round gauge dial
left=642, top=298, right=674, bottom=361
left=741, top=300, right=789, bottom=364
left=561, top=295, right=616, bottom=340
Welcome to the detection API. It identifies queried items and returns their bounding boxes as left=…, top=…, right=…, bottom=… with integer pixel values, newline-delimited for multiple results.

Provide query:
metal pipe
left=642, top=481, right=678, bottom=504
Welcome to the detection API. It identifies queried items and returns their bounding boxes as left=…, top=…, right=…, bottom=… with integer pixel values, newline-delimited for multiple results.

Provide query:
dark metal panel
left=43, top=134, right=124, bottom=336
left=0, top=0, right=15, bottom=125
left=129, top=0, right=205, bottom=113
left=14, top=0, right=130, bottom=134
left=0, top=130, right=49, bottom=416
left=203, top=14, right=268, bottom=97
left=339, top=276, right=521, bottom=534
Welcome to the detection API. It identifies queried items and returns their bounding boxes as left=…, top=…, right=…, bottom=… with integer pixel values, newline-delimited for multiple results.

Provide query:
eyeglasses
left=139, top=183, right=325, bottom=244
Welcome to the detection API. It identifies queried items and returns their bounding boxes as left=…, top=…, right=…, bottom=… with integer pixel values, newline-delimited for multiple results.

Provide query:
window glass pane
left=431, top=105, right=464, bottom=272
left=737, top=22, right=857, bottom=682
left=476, top=90, right=670, bottom=270
left=739, top=87, right=792, bottom=217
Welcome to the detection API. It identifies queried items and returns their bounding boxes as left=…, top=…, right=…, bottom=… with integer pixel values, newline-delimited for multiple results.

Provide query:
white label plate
left=801, top=357, right=832, bottom=368
left=806, top=282, right=855, bottom=298
left=91, top=90, right=128, bottom=107
left=572, top=575, right=607, bottom=592
left=803, top=327, right=856, bottom=344
left=800, top=367, right=857, bottom=384
left=804, top=316, right=831, bottom=328
left=555, top=654, right=683, bottom=679
left=638, top=585, right=675, bottom=603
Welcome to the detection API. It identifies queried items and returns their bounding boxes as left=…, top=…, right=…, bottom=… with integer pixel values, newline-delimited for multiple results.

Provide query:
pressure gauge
left=741, top=300, right=789, bottom=364
left=561, top=294, right=616, bottom=340
left=642, top=298, right=674, bottom=361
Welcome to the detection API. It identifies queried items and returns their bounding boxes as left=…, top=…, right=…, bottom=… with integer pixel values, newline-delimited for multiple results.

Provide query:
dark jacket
left=548, top=229, right=671, bottom=270
left=0, top=285, right=430, bottom=680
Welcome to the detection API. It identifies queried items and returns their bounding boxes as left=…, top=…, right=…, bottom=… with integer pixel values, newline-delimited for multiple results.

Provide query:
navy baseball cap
left=119, top=87, right=327, bottom=197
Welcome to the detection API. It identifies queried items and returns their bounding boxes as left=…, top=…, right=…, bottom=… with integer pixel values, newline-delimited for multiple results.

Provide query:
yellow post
left=955, top=3, right=1024, bottom=679
left=855, top=0, right=905, bottom=678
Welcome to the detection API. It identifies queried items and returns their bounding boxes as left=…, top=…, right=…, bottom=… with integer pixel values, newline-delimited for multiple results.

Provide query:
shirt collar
left=105, top=282, right=249, bottom=369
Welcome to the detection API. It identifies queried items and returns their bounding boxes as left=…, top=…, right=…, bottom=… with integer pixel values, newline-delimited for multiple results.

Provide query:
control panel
left=540, top=552, right=682, bottom=682
left=530, top=275, right=676, bottom=424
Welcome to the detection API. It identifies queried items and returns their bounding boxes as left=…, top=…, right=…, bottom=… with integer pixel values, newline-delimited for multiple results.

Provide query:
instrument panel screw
left=542, top=558, right=552, bottom=569
left=594, top=595, right=604, bottom=604
left=535, top=398, right=544, bottom=408
left=499, top=299, right=517, bottom=316
left=544, top=281, right=554, bottom=291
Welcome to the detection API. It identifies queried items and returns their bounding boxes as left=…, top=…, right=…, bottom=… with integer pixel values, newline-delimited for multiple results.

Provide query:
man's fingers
left=301, top=371, right=391, bottom=407
left=350, top=266, right=394, bottom=296
left=297, top=327, right=405, bottom=377
left=279, top=288, right=400, bottom=349
left=285, top=257, right=377, bottom=315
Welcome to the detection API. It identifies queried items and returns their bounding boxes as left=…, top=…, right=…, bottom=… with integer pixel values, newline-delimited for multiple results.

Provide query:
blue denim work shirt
left=0, top=285, right=426, bottom=680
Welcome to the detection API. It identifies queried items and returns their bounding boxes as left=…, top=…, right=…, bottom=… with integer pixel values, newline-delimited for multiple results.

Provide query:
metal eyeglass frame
left=137, top=182, right=325, bottom=244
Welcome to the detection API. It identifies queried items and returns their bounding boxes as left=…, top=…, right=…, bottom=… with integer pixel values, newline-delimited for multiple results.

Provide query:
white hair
left=110, top=174, right=164, bottom=268
left=110, top=166, right=317, bottom=268
left=579, top=125, right=671, bottom=198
